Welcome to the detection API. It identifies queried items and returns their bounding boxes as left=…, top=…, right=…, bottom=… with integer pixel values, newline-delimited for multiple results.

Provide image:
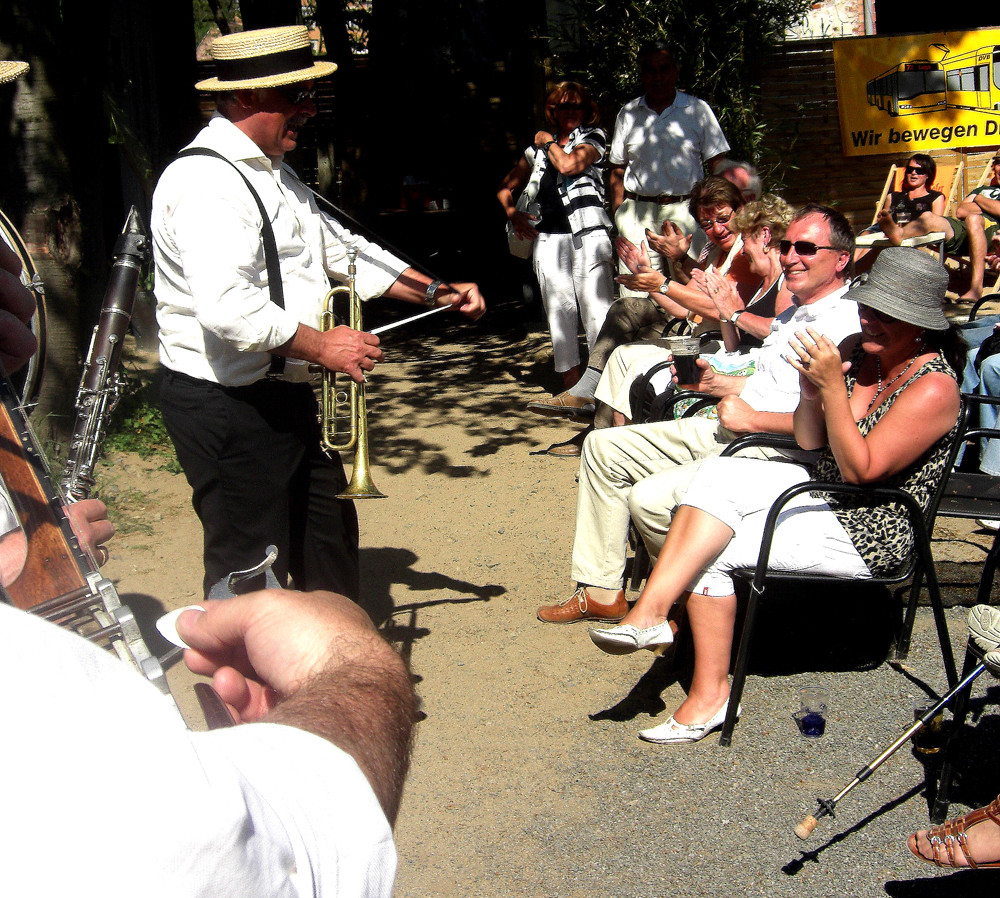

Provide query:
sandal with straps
left=908, top=794, right=1000, bottom=869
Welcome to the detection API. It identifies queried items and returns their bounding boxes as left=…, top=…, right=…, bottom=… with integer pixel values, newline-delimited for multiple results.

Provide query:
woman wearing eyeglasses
left=497, top=82, right=614, bottom=392
left=614, top=176, right=756, bottom=325
left=588, top=247, right=963, bottom=744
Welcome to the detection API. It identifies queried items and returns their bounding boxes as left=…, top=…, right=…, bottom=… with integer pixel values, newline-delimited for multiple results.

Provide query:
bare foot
left=959, top=289, right=983, bottom=302
left=877, top=210, right=904, bottom=246
left=908, top=795, right=1000, bottom=867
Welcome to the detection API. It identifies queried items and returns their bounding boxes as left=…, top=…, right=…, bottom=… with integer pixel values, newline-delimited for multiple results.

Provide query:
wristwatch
left=729, top=310, right=744, bottom=329
left=542, top=140, right=556, bottom=153
left=425, top=278, right=442, bottom=307
left=657, top=279, right=670, bottom=295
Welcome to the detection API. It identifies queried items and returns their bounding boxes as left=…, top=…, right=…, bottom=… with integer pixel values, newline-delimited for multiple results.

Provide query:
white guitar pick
left=156, top=605, right=206, bottom=649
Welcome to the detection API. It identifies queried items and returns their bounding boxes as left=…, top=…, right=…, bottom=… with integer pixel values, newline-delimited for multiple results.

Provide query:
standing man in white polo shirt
left=609, top=41, right=730, bottom=298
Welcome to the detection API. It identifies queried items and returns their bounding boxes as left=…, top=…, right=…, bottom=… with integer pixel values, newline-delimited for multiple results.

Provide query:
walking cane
left=794, top=661, right=988, bottom=840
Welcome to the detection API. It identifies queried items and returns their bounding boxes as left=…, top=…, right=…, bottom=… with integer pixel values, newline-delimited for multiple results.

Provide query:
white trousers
left=532, top=230, right=614, bottom=372
left=571, top=416, right=731, bottom=588
left=682, top=456, right=870, bottom=596
left=613, top=198, right=704, bottom=299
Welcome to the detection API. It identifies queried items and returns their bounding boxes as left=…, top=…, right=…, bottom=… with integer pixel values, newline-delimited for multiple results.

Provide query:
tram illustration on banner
left=835, top=29, right=1000, bottom=156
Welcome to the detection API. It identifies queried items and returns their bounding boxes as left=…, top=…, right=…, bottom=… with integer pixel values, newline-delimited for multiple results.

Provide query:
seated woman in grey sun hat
left=587, top=246, right=964, bottom=745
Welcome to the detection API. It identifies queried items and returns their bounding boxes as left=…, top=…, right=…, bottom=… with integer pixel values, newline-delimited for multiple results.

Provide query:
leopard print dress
left=809, top=347, right=958, bottom=577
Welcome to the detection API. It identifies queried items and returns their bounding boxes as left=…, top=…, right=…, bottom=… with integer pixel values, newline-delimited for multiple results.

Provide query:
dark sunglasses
left=858, top=302, right=895, bottom=324
left=904, top=165, right=928, bottom=176
left=556, top=102, right=584, bottom=111
left=277, top=86, right=317, bottom=105
left=778, top=240, right=839, bottom=256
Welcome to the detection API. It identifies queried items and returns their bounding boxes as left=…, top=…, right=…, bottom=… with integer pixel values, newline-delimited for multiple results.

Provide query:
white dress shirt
left=609, top=91, right=730, bottom=197
left=740, top=284, right=859, bottom=413
left=153, top=114, right=407, bottom=386
left=0, top=602, right=396, bottom=897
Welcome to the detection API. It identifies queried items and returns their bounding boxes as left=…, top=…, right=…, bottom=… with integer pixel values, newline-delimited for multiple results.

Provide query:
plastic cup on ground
left=912, top=699, right=945, bottom=755
left=794, top=685, right=829, bottom=738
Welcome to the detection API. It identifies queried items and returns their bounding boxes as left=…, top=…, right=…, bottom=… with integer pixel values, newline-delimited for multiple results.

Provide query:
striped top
left=524, top=126, right=611, bottom=238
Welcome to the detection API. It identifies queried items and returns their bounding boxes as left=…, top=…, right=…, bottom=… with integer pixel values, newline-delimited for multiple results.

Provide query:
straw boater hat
left=845, top=246, right=950, bottom=331
left=195, top=25, right=337, bottom=92
left=0, top=61, right=29, bottom=85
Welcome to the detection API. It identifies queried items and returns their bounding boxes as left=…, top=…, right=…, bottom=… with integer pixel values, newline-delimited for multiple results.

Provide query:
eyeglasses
left=276, top=86, right=317, bottom=105
left=904, top=165, right=928, bottom=176
left=778, top=240, right=839, bottom=256
left=698, top=209, right=734, bottom=230
left=556, top=102, right=583, bottom=111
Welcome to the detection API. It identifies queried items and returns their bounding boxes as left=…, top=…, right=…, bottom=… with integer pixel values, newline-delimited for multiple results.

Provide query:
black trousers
left=160, top=369, right=360, bottom=599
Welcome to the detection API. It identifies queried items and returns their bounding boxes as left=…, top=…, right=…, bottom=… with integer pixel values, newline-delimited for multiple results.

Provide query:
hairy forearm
left=265, top=642, right=418, bottom=826
left=743, top=409, right=795, bottom=435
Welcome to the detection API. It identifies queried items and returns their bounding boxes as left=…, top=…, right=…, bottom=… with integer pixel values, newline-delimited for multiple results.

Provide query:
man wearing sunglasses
left=539, top=204, right=861, bottom=624
left=152, top=26, right=486, bottom=603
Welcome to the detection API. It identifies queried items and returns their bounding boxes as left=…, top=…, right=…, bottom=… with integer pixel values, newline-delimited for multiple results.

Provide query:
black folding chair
left=716, top=430, right=964, bottom=746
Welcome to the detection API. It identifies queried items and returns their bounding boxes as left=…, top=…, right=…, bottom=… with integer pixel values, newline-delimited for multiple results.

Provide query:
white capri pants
left=681, top=456, right=871, bottom=597
left=532, top=229, right=614, bottom=372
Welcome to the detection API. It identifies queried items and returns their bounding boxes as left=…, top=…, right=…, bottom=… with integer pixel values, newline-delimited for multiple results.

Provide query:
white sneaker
left=976, top=518, right=1000, bottom=532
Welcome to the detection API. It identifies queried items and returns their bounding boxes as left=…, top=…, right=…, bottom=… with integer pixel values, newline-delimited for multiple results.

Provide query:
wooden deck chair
left=855, top=161, right=964, bottom=261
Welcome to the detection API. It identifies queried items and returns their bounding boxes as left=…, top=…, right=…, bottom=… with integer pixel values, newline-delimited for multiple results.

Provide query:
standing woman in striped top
left=498, top=82, right=615, bottom=392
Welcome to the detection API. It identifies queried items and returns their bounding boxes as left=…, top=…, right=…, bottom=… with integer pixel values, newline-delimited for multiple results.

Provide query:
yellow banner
left=834, top=28, right=1000, bottom=156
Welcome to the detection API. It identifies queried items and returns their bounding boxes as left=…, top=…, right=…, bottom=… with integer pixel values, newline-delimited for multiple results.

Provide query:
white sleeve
left=608, top=107, right=628, bottom=167
left=190, top=724, right=397, bottom=898
left=319, top=214, right=408, bottom=302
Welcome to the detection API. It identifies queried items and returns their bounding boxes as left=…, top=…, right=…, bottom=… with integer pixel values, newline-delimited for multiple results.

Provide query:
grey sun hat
left=845, top=246, right=949, bottom=331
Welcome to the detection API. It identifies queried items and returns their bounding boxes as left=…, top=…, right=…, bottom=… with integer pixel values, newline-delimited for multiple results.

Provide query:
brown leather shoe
left=527, top=391, right=596, bottom=419
left=537, top=586, right=628, bottom=624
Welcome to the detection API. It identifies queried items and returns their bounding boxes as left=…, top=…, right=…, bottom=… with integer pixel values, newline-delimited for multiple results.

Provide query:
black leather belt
left=624, top=190, right=689, bottom=205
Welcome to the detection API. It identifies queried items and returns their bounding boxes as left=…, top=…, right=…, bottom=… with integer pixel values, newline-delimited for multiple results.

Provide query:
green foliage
left=548, top=0, right=812, bottom=166
left=105, top=379, right=180, bottom=473
left=193, top=0, right=240, bottom=45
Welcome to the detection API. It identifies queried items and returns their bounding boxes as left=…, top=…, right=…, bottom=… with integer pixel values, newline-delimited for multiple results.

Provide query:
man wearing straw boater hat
left=0, top=57, right=417, bottom=894
left=153, top=25, right=486, bottom=601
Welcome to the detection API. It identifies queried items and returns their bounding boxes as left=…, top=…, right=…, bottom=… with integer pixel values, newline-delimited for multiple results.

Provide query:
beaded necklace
left=865, top=352, right=920, bottom=414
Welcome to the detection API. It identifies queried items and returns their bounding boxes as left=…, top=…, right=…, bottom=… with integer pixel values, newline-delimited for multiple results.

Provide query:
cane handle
left=794, top=815, right=819, bottom=840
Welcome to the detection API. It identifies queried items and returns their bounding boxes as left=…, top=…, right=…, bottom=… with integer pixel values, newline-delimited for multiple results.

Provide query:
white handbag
left=506, top=149, right=547, bottom=259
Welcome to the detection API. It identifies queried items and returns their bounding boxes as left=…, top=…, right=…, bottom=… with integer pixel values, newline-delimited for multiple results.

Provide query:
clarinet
left=61, top=206, right=149, bottom=501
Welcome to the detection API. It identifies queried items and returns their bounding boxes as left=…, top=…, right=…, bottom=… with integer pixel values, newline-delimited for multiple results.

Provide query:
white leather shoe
left=589, top=620, right=674, bottom=655
left=638, top=698, right=740, bottom=744
left=969, top=604, right=1000, bottom=656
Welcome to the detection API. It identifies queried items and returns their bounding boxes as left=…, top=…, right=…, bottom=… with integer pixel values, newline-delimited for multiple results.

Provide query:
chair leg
left=922, top=560, right=958, bottom=689
left=931, top=642, right=980, bottom=823
left=720, top=583, right=764, bottom=747
left=629, top=540, right=650, bottom=592
left=893, top=565, right=924, bottom=663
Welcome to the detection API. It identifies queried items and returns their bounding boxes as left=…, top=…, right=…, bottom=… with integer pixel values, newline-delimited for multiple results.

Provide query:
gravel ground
left=103, top=303, right=1000, bottom=897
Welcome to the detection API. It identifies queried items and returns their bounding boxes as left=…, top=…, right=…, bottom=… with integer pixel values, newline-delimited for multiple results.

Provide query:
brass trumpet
left=320, top=248, right=386, bottom=499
